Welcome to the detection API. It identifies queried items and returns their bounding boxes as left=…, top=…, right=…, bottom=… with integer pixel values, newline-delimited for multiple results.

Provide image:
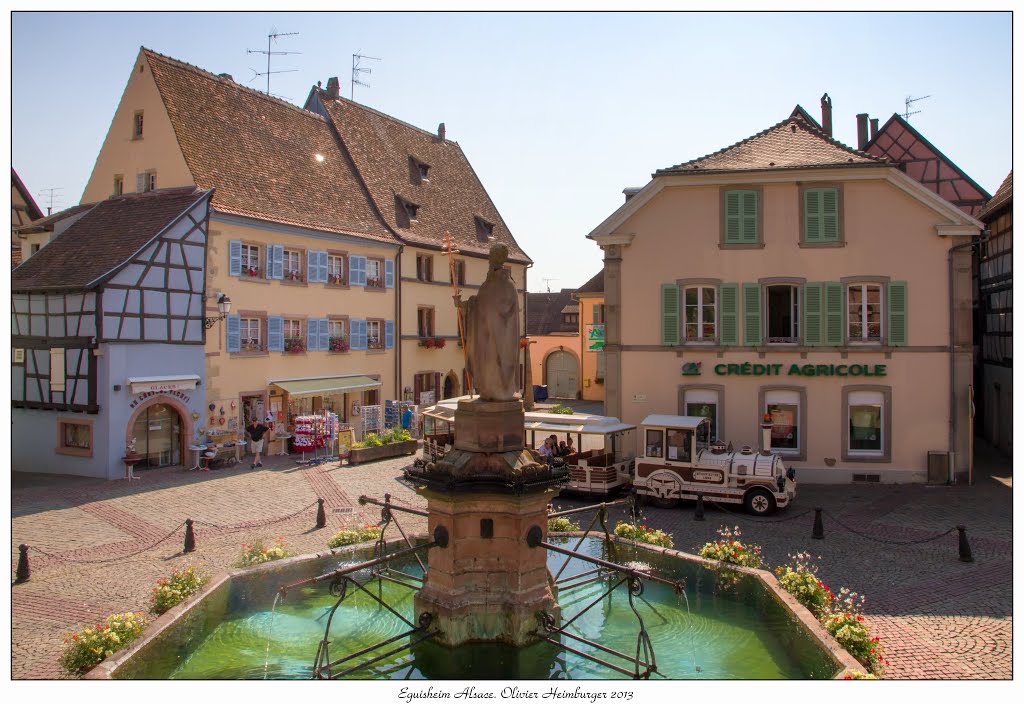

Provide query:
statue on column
left=455, top=243, right=519, bottom=402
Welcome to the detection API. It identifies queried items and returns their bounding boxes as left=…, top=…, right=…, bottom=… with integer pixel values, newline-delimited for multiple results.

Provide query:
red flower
left=856, top=615, right=865, bottom=622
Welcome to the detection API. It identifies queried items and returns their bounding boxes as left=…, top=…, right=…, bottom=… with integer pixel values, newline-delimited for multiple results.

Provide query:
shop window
left=766, top=284, right=800, bottom=343
left=240, top=318, right=263, bottom=351
left=283, top=249, right=303, bottom=282
left=416, top=254, right=433, bottom=282
left=683, top=388, right=720, bottom=441
left=418, top=307, right=435, bottom=338
left=843, top=388, right=891, bottom=462
left=683, top=285, right=716, bottom=342
left=763, top=388, right=803, bottom=458
left=645, top=429, right=664, bottom=458
left=367, top=319, right=384, bottom=349
left=451, top=259, right=466, bottom=286
left=666, top=428, right=692, bottom=462
left=848, top=283, right=883, bottom=342
left=57, top=419, right=92, bottom=457
left=327, top=254, right=346, bottom=285
left=367, top=258, right=384, bottom=289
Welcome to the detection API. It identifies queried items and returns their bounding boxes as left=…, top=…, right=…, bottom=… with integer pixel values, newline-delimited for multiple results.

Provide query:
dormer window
left=395, top=196, right=420, bottom=227
left=475, top=216, right=495, bottom=242
left=409, top=156, right=431, bottom=184
left=405, top=201, right=419, bottom=220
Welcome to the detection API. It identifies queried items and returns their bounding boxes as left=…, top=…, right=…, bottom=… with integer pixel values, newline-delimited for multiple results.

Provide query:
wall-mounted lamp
left=204, top=293, right=232, bottom=329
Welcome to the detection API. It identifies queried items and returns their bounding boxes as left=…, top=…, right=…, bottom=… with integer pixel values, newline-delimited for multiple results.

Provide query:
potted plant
left=246, top=266, right=259, bottom=278
left=421, top=337, right=435, bottom=348
left=329, top=336, right=349, bottom=352
left=284, top=337, right=305, bottom=353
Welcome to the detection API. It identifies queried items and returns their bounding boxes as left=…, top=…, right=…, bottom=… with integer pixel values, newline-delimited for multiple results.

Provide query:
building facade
left=589, top=106, right=981, bottom=484
left=526, top=289, right=580, bottom=400
left=11, top=168, right=43, bottom=267
left=574, top=270, right=606, bottom=403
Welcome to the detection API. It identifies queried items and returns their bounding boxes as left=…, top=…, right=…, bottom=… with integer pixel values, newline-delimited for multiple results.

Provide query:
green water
left=121, top=538, right=839, bottom=679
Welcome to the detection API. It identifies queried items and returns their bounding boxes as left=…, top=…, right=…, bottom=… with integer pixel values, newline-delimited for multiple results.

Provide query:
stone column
left=602, top=244, right=624, bottom=420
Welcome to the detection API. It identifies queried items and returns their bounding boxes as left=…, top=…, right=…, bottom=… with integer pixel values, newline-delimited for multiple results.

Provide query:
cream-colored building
left=589, top=105, right=980, bottom=483
left=525, top=290, right=580, bottom=400
left=574, top=271, right=606, bottom=403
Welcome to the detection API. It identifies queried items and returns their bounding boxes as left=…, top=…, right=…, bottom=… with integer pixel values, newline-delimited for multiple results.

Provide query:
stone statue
left=455, top=243, right=519, bottom=402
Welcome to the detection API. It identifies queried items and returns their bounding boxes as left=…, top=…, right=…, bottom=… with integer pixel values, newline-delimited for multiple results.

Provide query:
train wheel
left=744, top=488, right=776, bottom=516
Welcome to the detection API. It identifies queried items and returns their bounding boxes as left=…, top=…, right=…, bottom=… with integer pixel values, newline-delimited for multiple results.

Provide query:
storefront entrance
left=130, top=403, right=183, bottom=469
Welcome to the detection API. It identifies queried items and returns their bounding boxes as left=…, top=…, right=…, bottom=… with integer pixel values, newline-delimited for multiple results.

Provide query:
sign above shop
left=704, top=362, right=887, bottom=378
left=128, top=375, right=201, bottom=394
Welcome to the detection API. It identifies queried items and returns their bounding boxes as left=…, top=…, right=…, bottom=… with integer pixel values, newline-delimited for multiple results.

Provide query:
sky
left=9, top=10, right=1013, bottom=292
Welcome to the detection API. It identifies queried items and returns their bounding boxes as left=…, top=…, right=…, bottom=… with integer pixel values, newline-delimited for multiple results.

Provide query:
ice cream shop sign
left=127, top=375, right=199, bottom=407
left=682, top=362, right=888, bottom=377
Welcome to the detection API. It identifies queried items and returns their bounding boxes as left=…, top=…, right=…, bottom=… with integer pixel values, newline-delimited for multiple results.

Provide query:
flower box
left=347, top=439, right=419, bottom=465
left=420, top=337, right=435, bottom=348
left=433, top=337, right=446, bottom=349
left=329, top=337, right=349, bottom=352
left=284, top=337, right=305, bottom=354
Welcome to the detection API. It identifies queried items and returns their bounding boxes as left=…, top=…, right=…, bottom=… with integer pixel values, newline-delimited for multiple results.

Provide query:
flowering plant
left=328, top=524, right=382, bottom=548
left=550, top=404, right=575, bottom=415
left=285, top=337, right=305, bottom=353
left=246, top=266, right=259, bottom=277
left=59, top=612, right=148, bottom=675
left=237, top=537, right=293, bottom=567
left=286, top=269, right=303, bottom=282
left=150, top=566, right=207, bottom=615
left=519, top=338, right=531, bottom=349
left=697, top=526, right=766, bottom=569
left=842, top=669, right=879, bottom=680
left=547, top=516, right=581, bottom=532
left=774, top=552, right=834, bottom=620
left=420, top=337, right=435, bottom=348
left=329, top=336, right=349, bottom=352
left=824, top=588, right=887, bottom=674
left=613, top=520, right=674, bottom=548
left=433, top=337, right=446, bottom=349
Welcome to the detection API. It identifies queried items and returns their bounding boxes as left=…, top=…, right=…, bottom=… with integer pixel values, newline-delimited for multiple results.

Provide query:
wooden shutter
left=385, top=320, right=395, bottom=349
left=315, top=318, right=328, bottom=351
left=661, top=284, right=679, bottom=345
left=135, top=173, right=146, bottom=193
left=888, top=281, right=908, bottom=346
left=306, top=318, right=317, bottom=352
left=352, top=319, right=366, bottom=349
left=821, top=188, right=839, bottom=241
left=596, top=349, right=605, bottom=379
left=824, top=282, right=844, bottom=345
left=719, top=283, right=739, bottom=345
left=742, top=283, right=762, bottom=345
left=740, top=191, right=758, bottom=243
left=724, top=191, right=741, bottom=243
left=804, top=190, right=821, bottom=242
left=385, top=259, right=395, bottom=288
left=228, top=240, right=242, bottom=276
left=351, top=256, right=367, bottom=286
left=803, top=283, right=823, bottom=345
left=319, top=251, right=329, bottom=283
left=307, top=250, right=318, bottom=282
left=226, top=315, right=241, bottom=352
left=268, top=317, right=284, bottom=352
left=271, top=245, right=284, bottom=279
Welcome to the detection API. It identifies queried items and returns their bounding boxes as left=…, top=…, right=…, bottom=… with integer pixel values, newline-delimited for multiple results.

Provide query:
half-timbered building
left=12, top=187, right=213, bottom=479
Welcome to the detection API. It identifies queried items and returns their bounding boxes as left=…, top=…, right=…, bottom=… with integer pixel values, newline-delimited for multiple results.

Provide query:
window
left=327, top=254, right=346, bottom=285
left=475, top=216, right=495, bottom=242
left=147, top=172, right=157, bottom=192
left=240, top=318, right=263, bottom=351
left=367, top=319, right=384, bottom=349
left=683, top=388, right=721, bottom=441
left=595, top=349, right=605, bottom=381
left=765, top=284, right=800, bottom=343
left=645, top=429, right=664, bottom=458
left=843, top=387, right=891, bottom=462
left=683, top=286, right=716, bottom=342
left=113, top=175, right=124, bottom=196
left=364, top=388, right=380, bottom=407
left=764, top=389, right=802, bottom=456
left=564, top=313, right=578, bottom=326
left=283, top=319, right=302, bottom=352
left=283, top=249, right=303, bottom=282
left=721, top=188, right=761, bottom=247
left=133, top=111, right=144, bottom=138
left=418, top=307, right=435, bottom=337
left=30, top=243, right=40, bottom=255
left=666, top=429, right=692, bottom=462
left=240, top=243, right=262, bottom=277
left=411, top=157, right=430, bottom=182
left=50, top=348, right=66, bottom=392
left=367, top=258, right=384, bottom=288
left=136, top=172, right=157, bottom=193
left=592, top=304, right=605, bottom=325
left=416, top=254, right=433, bottom=282
left=451, top=259, right=466, bottom=286
left=802, top=187, right=842, bottom=245
left=57, top=419, right=93, bottom=457
left=329, top=319, right=348, bottom=351
left=848, top=284, right=882, bottom=342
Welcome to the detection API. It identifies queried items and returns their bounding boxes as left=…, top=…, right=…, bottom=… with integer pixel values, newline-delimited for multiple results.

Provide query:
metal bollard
left=316, top=498, right=327, bottom=529
left=184, top=518, right=196, bottom=553
left=957, top=525, right=974, bottom=563
left=14, top=544, right=30, bottom=584
left=694, top=494, right=705, bottom=521
left=812, top=508, right=824, bottom=540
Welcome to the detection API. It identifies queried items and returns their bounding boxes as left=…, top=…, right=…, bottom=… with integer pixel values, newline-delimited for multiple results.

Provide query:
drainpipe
left=948, top=236, right=977, bottom=485
left=523, top=261, right=533, bottom=400
left=395, top=246, right=403, bottom=404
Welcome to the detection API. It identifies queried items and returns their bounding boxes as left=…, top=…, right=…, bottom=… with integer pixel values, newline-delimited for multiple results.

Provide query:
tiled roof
left=313, top=90, right=531, bottom=264
left=979, top=171, right=1011, bottom=221
left=14, top=203, right=94, bottom=233
left=142, top=49, right=397, bottom=243
left=12, top=169, right=43, bottom=221
left=526, top=290, right=578, bottom=335
left=575, top=270, right=604, bottom=294
left=11, top=187, right=209, bottom=291
left=657, top=107, right=885, bottom=175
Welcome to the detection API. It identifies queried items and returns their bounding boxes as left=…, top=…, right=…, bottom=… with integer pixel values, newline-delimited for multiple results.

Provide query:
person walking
left=401, top=405, right=413, bottom=434
left=247, top=417, right=269, bottom=469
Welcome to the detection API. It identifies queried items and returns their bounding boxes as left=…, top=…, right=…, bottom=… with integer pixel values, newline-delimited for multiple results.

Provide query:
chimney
left=437, top=123, right=446, bottom=141
left=870, top=118, right=879, bottom=141
left=623, top=187, right=641, bottom=203
left=820, top=93, right=833, bottom=137
left=856, top=113, right=870, bottom=150
left=325, top=77, right=341, bottom=99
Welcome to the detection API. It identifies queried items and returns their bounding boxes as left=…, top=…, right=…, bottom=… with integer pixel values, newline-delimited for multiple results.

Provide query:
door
left=546, top=350, right=579, bottom=399
left=131, top=403, right=182, bottom=469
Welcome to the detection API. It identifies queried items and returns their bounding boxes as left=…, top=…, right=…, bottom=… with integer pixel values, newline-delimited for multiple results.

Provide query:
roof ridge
left=142, top=47, right=327, bottom=124
left=318, top=88, right=454, bottom=145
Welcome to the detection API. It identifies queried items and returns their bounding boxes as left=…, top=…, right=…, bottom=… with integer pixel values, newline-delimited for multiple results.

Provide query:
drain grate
left=332, top=507, right=355, bottom=514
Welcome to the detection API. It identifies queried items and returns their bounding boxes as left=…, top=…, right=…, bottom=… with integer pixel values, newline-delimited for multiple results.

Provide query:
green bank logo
left=681, top=362, right=702, bottom=376
left=587, top=324, right=605, bottom=351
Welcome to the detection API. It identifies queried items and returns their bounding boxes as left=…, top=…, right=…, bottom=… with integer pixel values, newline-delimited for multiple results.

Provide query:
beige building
left=589, top=105, right=981, bottom=483
left=525, top=289, right=580, bottom=400
left=574, top=271, right=606, bottom=403
left=80, top=48, right=530, bottom=445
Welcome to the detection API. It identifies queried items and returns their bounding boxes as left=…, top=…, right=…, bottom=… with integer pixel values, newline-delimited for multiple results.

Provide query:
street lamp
left=204, top=293, right=232, bottom=329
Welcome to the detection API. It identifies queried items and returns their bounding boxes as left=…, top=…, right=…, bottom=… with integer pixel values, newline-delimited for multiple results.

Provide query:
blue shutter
left=267, top=316, right=284, bottom=352
left=228, top=240, right=242, bottom=276
left=307, top=318, right=317, bottom=352
left=350, top=319, right=363, bottom=350
left=226, top=315, right=241, bottom=352
left=319, top=251, right=329, bottom=284
left=307, top=250, right=318, bottom=282
left=385, top=259, right=395, bottom=288
left=272, top=245, right=284, bottom=279
left=318, top=318, right=330, bottom=351
left=385, top=320, right=394, bottom=349
left=351, top=256, right=367, bottom=286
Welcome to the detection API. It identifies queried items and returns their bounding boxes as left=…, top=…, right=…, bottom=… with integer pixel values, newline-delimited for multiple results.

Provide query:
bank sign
left=682, top=362, right=888, bottom=377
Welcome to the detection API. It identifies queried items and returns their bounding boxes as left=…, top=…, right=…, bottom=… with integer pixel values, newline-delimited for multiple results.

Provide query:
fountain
left=91, top=245, right=859, bottom=680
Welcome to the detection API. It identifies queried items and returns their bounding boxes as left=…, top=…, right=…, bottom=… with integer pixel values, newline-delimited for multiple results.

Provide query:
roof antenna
left=902, top=94, right=931, bottom=121
left=542, top=277, right=558, bottom=293
left=37, top=187, right=63, bottom=216
left=351, top=51, right=381, bottom=101
left=247, top=29, right=300, bottom=97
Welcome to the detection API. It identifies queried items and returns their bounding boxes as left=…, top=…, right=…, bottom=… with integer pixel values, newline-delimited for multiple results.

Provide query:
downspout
left=523, top=261, right=533, bottom=400
left=396, top=245, right=404, bottom=404
left=948, top=236, right=977, bottom=485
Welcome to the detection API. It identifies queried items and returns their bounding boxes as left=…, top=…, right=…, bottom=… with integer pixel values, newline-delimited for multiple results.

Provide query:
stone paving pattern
left=11, top=439, right=1011, bottom=680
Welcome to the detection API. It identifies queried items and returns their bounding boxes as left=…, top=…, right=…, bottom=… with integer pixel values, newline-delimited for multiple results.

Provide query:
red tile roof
left=980, top=171, right=1012, bottom=220
left=657, top=107, right=885, bottom=176
left=12, top=187, right=210, bottom=291
left=312, top=90, right=531, bottom=264
left=527, top=290, right=578, bottom=335
left=143, top=49, right=397, bottom=244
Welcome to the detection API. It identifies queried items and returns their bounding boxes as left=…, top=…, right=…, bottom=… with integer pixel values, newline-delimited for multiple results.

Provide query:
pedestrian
left=537, top=437, right=555, bottom=461
left=247, top=417, right=269, bottom=469
left=565, top=437, right=575, bottom=455
left=401, top=405, right=413, bottom=433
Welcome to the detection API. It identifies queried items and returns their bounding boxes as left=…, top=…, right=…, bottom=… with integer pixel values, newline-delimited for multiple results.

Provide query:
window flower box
left=420, top=337, right=435, bottom=348
left=286, top=270, right=304, bottom=282
left=367, top=277, right=382, bottom=288
left=284, top=337, right=305, bottom=353
left=433, top=337, right=446, bottom=349
left=329, top=336, right=349, bottom=352
left=245, top=267, right=260, bottom=278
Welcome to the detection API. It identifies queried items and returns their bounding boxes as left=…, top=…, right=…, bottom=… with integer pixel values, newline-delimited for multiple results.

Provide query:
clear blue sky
left=11, top=11, right=1012, bottom=291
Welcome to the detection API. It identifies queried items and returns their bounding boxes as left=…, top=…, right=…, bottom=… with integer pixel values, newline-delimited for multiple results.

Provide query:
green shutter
left=741, top=191, right=758, bottom=243
left=742, top=283, right=762, bottom=345
left=661, top=284, right=679, bottom=346
left=821, top=188, right=839, bottom=241
left=804, top=190, right=821, bottom=242
left=824, top=282, right=844, bottom=345
left=724, top=191, right=741, bottom=243
left=804, top=282, right=823, bottom=345
left=720, top=283, right=739, bottom=345
left=888, top=281, right=908, bottom=346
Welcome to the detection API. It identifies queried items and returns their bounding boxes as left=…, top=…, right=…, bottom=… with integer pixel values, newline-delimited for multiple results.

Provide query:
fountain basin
left=88, top=535, right=860, bottom=679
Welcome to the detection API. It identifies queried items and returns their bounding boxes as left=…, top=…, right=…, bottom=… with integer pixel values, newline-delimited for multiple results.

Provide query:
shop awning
left=270, top=375, right=381, bottom=398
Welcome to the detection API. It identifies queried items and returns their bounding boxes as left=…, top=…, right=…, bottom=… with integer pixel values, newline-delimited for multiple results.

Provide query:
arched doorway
left=443, top=371, right=460, bottom=400
left=129, top=402, right=185, bottom=469
left=545, top=349, right=579, bottom=399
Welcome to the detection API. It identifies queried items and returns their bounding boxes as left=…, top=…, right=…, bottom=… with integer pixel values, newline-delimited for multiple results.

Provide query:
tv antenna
left=351, top=51, right=381, bottom=101
left=902, top=94, right=931, bottom=121
left=542, top=277, right=559, bottom=293
left=37, top=187, right=63, bottom=216
left=247, top=29, right=300, bottom=96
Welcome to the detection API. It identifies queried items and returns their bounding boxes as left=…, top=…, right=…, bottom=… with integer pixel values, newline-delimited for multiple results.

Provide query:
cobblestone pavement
left=11, top=441, right=1011, bottom=680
